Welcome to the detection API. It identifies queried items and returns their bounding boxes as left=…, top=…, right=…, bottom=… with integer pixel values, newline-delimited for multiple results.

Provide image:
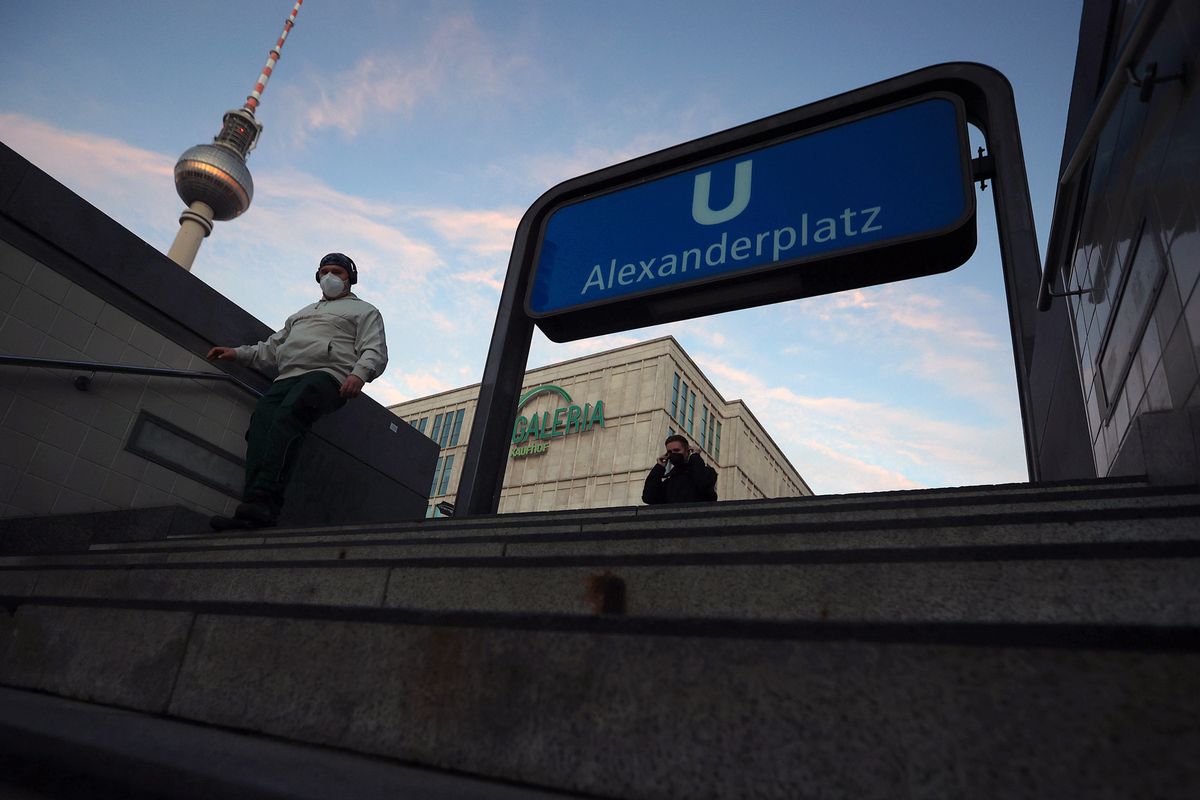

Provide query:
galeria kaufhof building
left=388, top=336, right=812, bottom=517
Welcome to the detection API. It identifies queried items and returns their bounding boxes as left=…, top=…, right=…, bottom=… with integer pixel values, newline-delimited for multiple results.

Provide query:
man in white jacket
left=206, top=252, right=388, bottom=529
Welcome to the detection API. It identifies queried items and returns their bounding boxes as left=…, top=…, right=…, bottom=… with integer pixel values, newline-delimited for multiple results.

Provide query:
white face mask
left=320, top=273, right=346, bottom=299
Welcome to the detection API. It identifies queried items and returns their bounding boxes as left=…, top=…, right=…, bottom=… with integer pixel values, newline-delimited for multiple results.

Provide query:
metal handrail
left=0, top=354, right=263, bottom=397
left=1038, top=0, right=1176, bottom=310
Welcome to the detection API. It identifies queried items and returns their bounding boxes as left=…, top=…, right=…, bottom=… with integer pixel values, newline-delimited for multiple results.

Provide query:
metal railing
left=0, top=354, right=263, bottom=397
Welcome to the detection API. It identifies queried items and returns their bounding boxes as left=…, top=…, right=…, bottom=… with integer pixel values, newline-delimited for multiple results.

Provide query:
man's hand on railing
left=206, top=346, right=237, bottom=361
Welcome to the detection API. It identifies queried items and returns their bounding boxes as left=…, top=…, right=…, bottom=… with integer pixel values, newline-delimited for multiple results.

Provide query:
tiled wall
left=0, top=237, right=252, bottom=519
left=1067, top=3, right=1200, bottom=474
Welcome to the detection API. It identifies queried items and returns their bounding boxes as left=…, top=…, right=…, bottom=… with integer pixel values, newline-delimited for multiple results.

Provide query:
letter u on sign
left=692, top=160, right=752, bottom=225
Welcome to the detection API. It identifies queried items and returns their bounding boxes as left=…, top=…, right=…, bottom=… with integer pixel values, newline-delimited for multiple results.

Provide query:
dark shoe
left=233, top=500, right=277, bottom=527
left=210, top=514, right=254, bottom=531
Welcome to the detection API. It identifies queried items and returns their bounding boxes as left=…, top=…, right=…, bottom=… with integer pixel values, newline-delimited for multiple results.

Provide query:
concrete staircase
left=2, top=477, right=1198, bottom=798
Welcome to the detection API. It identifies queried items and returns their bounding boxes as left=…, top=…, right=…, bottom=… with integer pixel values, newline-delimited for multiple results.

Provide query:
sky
left=0, top=0, right=1085, bottom=495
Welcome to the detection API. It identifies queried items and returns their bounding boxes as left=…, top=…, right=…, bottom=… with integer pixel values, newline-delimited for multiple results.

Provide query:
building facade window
left=430, top=413, right=444, bottom=446
left=438, top=454, right=456, bottom=495
left=429, top=456, right=443, bottom=495
left=679, top=381, right=689, bottom=423
left=699, top=405, right=708, bottom=449
left=448, top=408, right=465, bottom=447
left=670, top=373, right=680, bottom=418
left=714, top=420, right=722, bottom=461
left=707, top=413, right=716, bottom=458
left=687, top=393, right=696, bottom=435
left=430, top=454, right=456, bottom=496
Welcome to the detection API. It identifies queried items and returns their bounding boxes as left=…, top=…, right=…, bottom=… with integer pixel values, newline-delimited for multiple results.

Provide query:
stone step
left=84, top=479, right=1200, bottom=555
left=6, top=529, right=1198, bottom=625
left=4, top=505, right=1196, bottom=570
left=2, top=598, right=1196, bottom=799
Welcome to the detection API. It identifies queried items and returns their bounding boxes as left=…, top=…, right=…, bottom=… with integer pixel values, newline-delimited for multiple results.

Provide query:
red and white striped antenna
left=244, top=0, right=303, bottom=114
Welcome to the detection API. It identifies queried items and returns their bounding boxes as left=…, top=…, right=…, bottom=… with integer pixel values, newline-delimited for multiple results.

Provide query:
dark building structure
left=1038, top=0, right=1200, bottom=483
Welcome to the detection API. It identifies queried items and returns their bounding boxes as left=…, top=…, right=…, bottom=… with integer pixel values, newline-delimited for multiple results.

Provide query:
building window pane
left=715, top=421, right=722, bottom=461
left=679, top=382, right=689, bottom=422
left=430, top=413, right=444, bottom=446
left=708, top=413, right=716, bottom=458
left=700, top=405, right=708, bottom=448
left=1098, top=223, right=1167, bottom=409
left=438, top=454, right=456, bottom=495
left=417, top=417, right=428, bottom=434
left=670, top=373, right=680, bottom=418
left=429, top=456, right=444, bottom=495
left=449, top=408, right=465, bottom=447
left=687, top=393, right=696, bottom=434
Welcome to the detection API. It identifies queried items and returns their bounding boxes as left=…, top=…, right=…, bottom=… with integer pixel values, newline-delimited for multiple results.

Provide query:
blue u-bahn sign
left=525, top=93, right=976, bottom=340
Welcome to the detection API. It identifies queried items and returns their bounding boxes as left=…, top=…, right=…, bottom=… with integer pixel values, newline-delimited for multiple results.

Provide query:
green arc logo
left=517, top=385, right=573, bottom=410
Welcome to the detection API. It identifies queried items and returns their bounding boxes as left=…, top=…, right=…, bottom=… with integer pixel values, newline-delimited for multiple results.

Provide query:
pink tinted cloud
left=411, top=207, right=521, bottom=257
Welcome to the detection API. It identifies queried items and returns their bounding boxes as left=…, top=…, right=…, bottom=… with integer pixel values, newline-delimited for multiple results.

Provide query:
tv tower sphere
left=173, top=110, right=260, bottom=222
left=166, top=1, right=302, bottom=270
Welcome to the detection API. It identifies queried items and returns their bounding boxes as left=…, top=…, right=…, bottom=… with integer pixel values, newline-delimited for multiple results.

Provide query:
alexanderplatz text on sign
left=456, top=63, right=1046, bottom=515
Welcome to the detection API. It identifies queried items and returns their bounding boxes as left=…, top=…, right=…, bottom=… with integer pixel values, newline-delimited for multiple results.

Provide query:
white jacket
left=235, top=293, right=388, bottom=384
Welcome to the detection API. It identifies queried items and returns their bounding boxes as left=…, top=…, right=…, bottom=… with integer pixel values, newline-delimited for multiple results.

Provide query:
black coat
left=642, top=453, right=718, bottom=504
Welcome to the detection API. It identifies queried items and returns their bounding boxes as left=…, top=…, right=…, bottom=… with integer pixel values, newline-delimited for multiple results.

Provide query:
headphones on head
left=316, top=252, right=358, bottom=285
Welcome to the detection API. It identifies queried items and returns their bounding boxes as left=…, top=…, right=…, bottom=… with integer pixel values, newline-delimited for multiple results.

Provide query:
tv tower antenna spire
left=166, top=1, right=303, bottom=270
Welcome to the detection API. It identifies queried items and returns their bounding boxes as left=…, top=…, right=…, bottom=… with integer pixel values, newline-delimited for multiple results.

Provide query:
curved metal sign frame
left=456, top=62, right=1044, bottom=516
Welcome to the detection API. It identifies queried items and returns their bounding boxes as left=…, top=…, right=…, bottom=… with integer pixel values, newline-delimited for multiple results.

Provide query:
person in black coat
left=642, top=434, right=718, bottom=505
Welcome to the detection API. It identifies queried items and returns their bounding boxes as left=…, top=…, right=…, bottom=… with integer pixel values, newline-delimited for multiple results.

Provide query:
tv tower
left=166, top=1, right=303, bottom=270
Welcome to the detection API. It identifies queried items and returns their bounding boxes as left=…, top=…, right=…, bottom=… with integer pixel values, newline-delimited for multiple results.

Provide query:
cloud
left=519, top=132, right=683, bottom=192
left=0, top=112, right=180, bottom=241
left=297, top=15, right=529, bottom=140
left=454, top=269, right=505, bottom=292
left=693, top=351, right=1024, bottom=493
left=798, top=439, right=920, bottom=494
left=410, top=207, right=521, bottom=258
left=367, top=371, right=460, bottom=407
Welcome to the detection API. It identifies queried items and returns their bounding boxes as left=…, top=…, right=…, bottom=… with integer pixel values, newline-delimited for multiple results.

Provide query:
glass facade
left=1056, top=1, right=1200, bottom=475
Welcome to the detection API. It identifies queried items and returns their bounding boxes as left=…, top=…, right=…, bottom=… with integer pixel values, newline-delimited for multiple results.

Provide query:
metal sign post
left=455, top=62, right=1044, bottom=517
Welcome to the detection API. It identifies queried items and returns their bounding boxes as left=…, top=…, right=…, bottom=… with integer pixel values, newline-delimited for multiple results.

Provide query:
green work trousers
left=243, top=371, right=345, bottom=509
